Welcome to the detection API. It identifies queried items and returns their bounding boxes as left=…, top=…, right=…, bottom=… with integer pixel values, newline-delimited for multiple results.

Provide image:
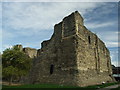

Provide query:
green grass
left=2, top=84, right=81, bottom=88
left=2, top=82, right=120, bottom=88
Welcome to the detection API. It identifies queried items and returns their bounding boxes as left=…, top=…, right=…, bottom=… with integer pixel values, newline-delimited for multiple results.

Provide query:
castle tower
left=28, top=11, right=115, bottom=86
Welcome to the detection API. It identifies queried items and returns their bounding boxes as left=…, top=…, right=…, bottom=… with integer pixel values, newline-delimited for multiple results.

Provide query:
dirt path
left=97, top=84, right=120, bottom=90
left=2, top=81, right=21, bottom=86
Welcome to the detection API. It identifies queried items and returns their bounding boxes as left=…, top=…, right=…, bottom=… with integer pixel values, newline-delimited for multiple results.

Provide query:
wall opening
left=88, top=36, right=91, bottom=44
left=50, top=65, right=54, bottom=74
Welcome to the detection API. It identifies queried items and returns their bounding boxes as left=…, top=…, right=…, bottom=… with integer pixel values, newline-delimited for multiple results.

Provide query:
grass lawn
left=2, top=82, right=120, bottom=89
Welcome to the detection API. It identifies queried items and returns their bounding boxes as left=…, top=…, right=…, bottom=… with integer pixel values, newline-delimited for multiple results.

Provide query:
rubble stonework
left=23, top=47, right=37, bottom=58
left=15, top=45, right=37, bottom=58
left=27, top=11, right=115, bottom=86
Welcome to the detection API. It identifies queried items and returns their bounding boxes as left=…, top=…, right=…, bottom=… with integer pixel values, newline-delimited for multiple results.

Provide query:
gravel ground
left=97, top=84, right=120, bottom=90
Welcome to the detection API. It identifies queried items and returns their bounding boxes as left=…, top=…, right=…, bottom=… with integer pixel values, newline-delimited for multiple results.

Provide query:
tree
left=2, top=46, right=32, bottom=85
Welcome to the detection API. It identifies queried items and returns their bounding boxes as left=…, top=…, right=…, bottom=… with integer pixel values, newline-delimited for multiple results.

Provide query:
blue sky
left=1, top=2, right=119, bottom=66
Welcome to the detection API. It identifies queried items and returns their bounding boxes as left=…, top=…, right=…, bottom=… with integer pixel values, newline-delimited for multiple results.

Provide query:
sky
left=0, top=1, right=119, bottom=66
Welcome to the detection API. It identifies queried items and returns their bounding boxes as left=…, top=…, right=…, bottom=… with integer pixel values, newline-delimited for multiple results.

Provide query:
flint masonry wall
left=28, top=11, right=115, bottom=86
left=15, top=45, right=37, bottom=58
left=74, top=12, right=114, bottom=86
left=23, top=47, right=37, bottom=58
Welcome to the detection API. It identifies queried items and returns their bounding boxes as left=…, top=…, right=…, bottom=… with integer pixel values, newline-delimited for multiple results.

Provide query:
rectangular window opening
left=88, top=36, right=91, bottom=44
left=50, top=64, right=54, bottom=74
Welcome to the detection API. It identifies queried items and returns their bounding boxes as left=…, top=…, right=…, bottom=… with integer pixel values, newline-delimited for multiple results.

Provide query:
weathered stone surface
left=27, top=11, right=115, bottom=86
left=15, top=45, right=37, bottom=58
left=15, top=44, right=23, bottom=51
left=23, top=47, right=37, bottom=58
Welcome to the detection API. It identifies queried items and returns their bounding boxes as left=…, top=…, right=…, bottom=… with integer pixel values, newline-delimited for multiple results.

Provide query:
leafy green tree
left=2, top=46, right=32, bottom=85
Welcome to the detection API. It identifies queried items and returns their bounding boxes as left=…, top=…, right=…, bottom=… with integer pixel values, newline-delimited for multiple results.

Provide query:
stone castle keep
left=18, top=11, right=115, bottom=86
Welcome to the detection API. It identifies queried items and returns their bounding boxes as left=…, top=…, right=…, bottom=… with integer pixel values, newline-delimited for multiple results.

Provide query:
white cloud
left=0, top=31, right=2, bottom=53
left=1, top=2, right=119, bottom=67
left=96, top=31, right=118, bottom=48
left=115, top=31, right=120, bottom=34
left=85, top=21, right=117, bottom=29
left=111, top=61, right=120, bottom=67
left=23, top=42, right=41, bottom=48
left=2, top=44, right=13, bottom=50
left=110, top=50, right=119, bottom=67
left=0, top=29, right=2, bottom=41
left=0, top=2, right=2, bottom=46
left=3, top=2, right=104, bottom=31
left=2, top=0, right=119, bottom=2
left=2, top=2, right=118, bottom=52
left=106, top=42, right=120, bottom=47
left=2, top=30, right=14, bottom=39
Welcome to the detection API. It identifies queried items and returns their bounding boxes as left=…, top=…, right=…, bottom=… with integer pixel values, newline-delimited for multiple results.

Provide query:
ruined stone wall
left=28, top=11, right=115, bottom=86
left=29, top=13, right=78, bottom=86
left=15, top=45, right=37, bottom=58
left=23, top=47, right=37, bottom=58
left=15, top=44, right=23, bottom=51
left=74, top=12, right=114, bottom=86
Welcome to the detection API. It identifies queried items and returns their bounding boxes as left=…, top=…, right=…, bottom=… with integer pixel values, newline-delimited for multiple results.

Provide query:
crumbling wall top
left=23, top=47, right=37, bottom=58
left=15, top=44, right=23, bottom=51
